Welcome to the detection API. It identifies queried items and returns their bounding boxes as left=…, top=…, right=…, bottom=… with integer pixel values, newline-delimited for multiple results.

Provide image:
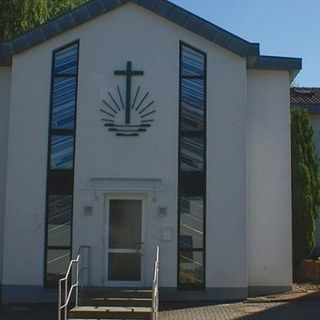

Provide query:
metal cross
left=114, top=61, right=144, bottom=124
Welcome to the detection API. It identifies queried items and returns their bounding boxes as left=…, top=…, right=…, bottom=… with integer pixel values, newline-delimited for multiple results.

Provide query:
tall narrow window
left=44, top=41, right=79, bottom=288
left=178, top=43, right=206, bottom=289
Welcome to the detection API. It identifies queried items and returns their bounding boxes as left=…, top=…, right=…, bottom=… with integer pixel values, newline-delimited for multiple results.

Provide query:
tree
left=0, top=0, right=88, bottom=42
left=0, top=0, right=48, bottom=42
left=291, top=108, right=320, bottom=267
left=47, top=0, right=88, bottom=17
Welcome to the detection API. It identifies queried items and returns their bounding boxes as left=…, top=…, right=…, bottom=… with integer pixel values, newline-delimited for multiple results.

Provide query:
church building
left=0, top=0, right=301, bottom=303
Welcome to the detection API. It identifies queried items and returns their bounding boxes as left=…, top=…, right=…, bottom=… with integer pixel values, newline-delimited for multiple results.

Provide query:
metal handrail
left=58, top=255, right=79, bottom=320
left=152, top=246, right=160, bottom=320
left=60, top=283, right=79, bottom=309
left=58, top=245, right=91, bottom=320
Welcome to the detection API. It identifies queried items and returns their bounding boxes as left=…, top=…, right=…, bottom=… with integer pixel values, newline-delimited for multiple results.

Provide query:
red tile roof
left=291, top=87, right=320, bottom=105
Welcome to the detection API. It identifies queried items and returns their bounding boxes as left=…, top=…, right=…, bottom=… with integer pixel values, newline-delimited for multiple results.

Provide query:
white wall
left=3, top=2, right=248, bottom=293
left=2, top=53, right=51, bottom=286
left=70, top=3, right=248, bottom=289
left=0, top=67, right=11, bottom=285
left=206, top=47, right=248, bottom=288
left=247, top=70, right=292, bottom=289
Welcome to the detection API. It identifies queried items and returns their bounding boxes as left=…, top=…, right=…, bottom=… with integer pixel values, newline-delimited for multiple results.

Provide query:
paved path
left=0, top=298, right=319, bottom=319
left=161, top=300, right=320, bottom=320
left=0, top=304, right=57, bottom=320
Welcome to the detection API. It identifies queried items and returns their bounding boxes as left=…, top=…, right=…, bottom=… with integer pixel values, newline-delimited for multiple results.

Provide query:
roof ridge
left=0, top=0, right=301, bottom=78
left=0, top=0, right=258, bottom=66
left=134, top=0, right=254, bottom=46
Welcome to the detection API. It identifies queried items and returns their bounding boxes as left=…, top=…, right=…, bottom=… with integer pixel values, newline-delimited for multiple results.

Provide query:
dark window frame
left=178, top=41, right=207, bottom=290
left=44, top=40, right=80, bottom=289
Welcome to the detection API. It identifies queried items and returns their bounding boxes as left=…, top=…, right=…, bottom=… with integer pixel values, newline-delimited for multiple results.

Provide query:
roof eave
left=133, top=0, right=259, bottom=57
left=247, top=55, right=302, bottom=82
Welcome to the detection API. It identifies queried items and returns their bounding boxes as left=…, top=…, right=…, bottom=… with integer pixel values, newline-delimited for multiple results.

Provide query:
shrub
left=291, top=108, right=320, bottom=267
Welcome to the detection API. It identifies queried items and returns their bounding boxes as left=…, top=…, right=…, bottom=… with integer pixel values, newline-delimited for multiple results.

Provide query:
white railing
left=58, top=255, right=79, bottom=320
left=58, top=246, right=90, bottom=320
left=152, top=246, right=160, bottom=320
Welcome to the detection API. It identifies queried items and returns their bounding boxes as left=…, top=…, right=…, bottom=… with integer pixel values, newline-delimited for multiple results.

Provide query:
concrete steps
left=81, top=296, right=152, bottom=307
left=69, top=306, right=152, bottom=319
left=69, top=288, right=153, bottom=319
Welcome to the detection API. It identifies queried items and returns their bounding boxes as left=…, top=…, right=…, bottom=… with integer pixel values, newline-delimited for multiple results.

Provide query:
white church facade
left=0, top=0, right=301, bottom=303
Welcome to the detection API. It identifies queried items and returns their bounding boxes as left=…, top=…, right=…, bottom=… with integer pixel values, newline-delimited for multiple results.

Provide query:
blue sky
left=170, top=0, right=320, bottom=87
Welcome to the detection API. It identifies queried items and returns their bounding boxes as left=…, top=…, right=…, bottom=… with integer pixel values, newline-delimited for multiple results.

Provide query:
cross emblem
left=114, top=61, right=144, bottom=124
left=100, top=61, right=155, bottom=136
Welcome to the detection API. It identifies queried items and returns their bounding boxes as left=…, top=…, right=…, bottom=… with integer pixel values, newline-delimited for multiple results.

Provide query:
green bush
left=291, top=108, right=320, bottom=267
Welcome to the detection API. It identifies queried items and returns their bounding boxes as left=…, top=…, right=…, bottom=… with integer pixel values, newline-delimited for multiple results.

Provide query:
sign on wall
left=100, top=61, right=156, bottom=136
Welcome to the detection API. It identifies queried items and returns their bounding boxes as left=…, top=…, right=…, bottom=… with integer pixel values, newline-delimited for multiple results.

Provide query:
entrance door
left=107, top=198, right=144, bottom=286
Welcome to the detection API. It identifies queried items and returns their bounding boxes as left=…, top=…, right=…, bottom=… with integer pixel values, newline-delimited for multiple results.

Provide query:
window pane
left=179, top=197, right=204, bottom=249
left=48, top=195, right=72, bottom=247
left=109, top=200, right=142, bottom=249
left=182, top=46, right=205, bottom=77
left=108, top=253, right=141, bottom=281
left=50, top=136, right=74, bottom=170
left=46, top=249, right=70, bottom=283
left=54, top=43, right=78, bottom=76
left=179, top=251, right=204, bottom=286
left=52, top=77, right=76, bottom=129
left=181, top=137, right=204, bottom=172
left=181, top=79, right=205, bottom=131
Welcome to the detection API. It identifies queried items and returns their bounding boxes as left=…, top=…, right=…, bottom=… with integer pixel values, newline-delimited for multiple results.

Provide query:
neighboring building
left=291, top=87, right=320, bottom=254
left=0, top=0, right=301, bottom=303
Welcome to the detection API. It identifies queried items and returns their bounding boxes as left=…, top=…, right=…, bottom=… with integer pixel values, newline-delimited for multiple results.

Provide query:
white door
left=106, top=196, right=145, bottom=287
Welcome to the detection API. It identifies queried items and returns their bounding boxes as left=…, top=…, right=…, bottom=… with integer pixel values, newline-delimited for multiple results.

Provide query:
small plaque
left=158, top=207, right=167, bottom=217
left=84, top=206, right=93, bottom=216
left=162, top=227, right=173, bottom=241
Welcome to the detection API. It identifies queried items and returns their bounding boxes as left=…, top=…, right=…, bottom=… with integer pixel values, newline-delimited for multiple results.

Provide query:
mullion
left=180, top=130, right=204, bottom=138
left=54, top=73, right=76, bottom=78
left=50, top=129, right=74, bottom=135
left=178, top=248, right=204, bottom=252
left=182, top=75, right=205, bottom=80
left=47, top=246, right=71, bottom=250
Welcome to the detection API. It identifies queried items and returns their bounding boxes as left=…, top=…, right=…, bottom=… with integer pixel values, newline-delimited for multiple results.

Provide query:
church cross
left=114, top=61, right=144, bottom=124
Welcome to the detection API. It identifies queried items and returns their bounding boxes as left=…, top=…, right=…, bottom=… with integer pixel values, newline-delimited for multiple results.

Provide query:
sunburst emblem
left=100, top=61, right=156, bottom=136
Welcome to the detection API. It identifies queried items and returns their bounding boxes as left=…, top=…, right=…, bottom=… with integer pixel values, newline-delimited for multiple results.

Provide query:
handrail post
left=58, top=280, right=61, bottom=320
left=151, top=246, right=159, bottom=320
left=75, top=256, right=79, bottom=307
left=58, top=246, right=92, bottom=320
left=64, top=279, right=67, bottom=320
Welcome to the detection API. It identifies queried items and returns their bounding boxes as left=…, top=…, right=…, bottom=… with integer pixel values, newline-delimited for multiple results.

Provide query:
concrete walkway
left=161, top=300, right=320, bottom=320
left=0, top=293, right=319, bottom=319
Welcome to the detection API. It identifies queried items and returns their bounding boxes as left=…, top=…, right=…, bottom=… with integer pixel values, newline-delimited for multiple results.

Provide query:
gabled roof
left=0, top=0, right=302, bottom=78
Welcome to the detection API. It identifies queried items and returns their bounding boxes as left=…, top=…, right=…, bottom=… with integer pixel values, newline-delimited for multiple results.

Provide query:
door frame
left=104, top=193, right=147, bottom=287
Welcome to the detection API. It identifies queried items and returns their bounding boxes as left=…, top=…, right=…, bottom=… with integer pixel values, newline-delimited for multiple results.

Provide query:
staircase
left=58, top=246, right=159, bottom=320
left=69, top=287, right=153, bottom=319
